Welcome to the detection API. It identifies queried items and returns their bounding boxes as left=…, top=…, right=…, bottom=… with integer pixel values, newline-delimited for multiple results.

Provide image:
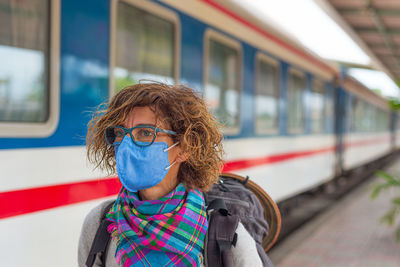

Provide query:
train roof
left=316, top=0, right=400, bottom=82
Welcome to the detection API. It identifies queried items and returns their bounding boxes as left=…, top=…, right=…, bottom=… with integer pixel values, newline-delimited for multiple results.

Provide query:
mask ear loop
left=164, top=142, right=180, bottom=170
left=163, top=141, right=180, bottom=152
left=165, top=161, right=177, bottom=170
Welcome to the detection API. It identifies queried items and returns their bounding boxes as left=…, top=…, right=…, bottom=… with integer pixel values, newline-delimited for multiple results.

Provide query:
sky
left=230, top=0, right=400, bottom=98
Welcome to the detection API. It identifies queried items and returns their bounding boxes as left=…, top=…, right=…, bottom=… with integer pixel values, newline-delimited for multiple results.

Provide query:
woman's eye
left=141, top=130, right=152, bottom=136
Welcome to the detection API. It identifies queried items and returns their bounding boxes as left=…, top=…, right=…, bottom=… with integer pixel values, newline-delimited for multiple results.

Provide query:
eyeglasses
left=104, top=125, right=176, bottom=147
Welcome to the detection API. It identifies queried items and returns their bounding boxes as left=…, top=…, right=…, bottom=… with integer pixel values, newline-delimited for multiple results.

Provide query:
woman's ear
left=176, top=149, right=189, bottom=163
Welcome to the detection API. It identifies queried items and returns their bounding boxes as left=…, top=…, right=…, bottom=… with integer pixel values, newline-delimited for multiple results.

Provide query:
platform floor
left=269, top=161, right=400, bottom=267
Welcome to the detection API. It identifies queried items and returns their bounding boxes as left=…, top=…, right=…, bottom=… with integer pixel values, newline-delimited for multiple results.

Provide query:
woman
left=78, top=82, right=264, bottom=266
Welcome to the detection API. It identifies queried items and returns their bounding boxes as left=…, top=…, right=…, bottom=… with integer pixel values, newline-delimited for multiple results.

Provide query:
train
left=0, top=0, right=398, bottom=266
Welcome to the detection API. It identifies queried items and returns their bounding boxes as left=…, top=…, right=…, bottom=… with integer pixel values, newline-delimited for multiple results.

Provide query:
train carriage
left=339, top=76, right=392, bottom=171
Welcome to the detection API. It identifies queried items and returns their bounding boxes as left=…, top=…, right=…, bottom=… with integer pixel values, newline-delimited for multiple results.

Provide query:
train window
left=365, top=103, right=374, bottom=132
left=352, top=98, right=362, bottom=132
left=287, top=69, right=306, bottom=134
left=0, top=0, right=59, bottom=137
left=361, top=101, right=373, bottom=132
left=346, top=96, right=353, bottom=132
left=325, top=84, right=334, bottom=133
left=0, top=0, right=50, bottom=123
left=113, top=1, right=179, bottom=92
left=384, top=110, right=389, bottom=131
left=255, top=54, right=279, bottom=134
left=204, top=31, right=241, bottom=133
left=376, top=108, right=389, bottom=132
left=350, top=96, right=361, bottom=132
left=310, top=79, right=325, bottom=133
left=351, top=97, right=379, bottom=133
left=373, top=107, right=378, bottom=132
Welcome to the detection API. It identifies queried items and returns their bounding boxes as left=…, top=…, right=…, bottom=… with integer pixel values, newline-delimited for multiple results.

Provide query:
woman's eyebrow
left=135, top=123, right=157, bottom=127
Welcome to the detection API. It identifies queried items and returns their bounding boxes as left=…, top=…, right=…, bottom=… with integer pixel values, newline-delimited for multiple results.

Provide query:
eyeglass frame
left=104, top=125, right=177, bottom=147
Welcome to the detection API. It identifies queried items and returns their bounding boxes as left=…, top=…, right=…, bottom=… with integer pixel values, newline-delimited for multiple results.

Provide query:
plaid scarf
left=106, top=183, right=208, bottom=267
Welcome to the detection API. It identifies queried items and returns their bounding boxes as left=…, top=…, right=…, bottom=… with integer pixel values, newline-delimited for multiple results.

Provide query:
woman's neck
left=139, top=180, right=179, bottom=200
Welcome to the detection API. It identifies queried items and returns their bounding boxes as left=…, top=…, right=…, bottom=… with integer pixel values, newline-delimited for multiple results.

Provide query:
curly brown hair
left=86, top=82, right=225, bottom=191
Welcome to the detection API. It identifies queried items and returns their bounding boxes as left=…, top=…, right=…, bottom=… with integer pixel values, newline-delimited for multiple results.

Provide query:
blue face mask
left=115, top=136, right=179, bottom=192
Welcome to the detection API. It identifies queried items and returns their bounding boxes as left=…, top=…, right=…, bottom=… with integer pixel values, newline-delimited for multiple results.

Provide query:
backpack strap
left=206, top=198, right=239, bottom=267
left=85, top=201, right=114, bottom=267
left=207, top=198, right=228, bottom=216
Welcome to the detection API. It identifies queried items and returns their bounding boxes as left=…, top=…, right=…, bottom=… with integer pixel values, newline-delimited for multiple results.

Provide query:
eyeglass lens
left=105, top=126, right=156, bottom=146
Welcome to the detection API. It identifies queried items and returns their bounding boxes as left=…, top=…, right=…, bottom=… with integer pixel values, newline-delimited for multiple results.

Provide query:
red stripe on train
left=0, top=178, right=121, bottom=219
left=223, top=136, right=391, bottom=171
left=199, top=0, right=334, bottom=74
left=223, top=146, right=334, bottom=172
left=344, top=136, right=390, bottom=148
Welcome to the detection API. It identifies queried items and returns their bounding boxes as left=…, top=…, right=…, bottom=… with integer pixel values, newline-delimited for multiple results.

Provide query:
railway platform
left=269, top=159, right=400, bottom=267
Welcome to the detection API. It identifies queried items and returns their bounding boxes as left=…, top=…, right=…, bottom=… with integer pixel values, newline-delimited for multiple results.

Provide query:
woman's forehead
left=124, top=106, right=168, bottom=128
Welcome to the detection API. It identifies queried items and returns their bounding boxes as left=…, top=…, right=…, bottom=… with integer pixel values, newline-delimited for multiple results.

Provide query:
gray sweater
left=78, top=200, right=265, bottom=267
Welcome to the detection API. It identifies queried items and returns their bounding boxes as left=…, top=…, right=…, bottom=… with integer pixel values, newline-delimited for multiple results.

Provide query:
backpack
left=85, top=173, right=280, bottom=267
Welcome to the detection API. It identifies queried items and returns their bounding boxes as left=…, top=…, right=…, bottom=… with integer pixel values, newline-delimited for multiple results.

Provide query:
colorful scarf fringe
left=106, top=183, right=208, bottom=266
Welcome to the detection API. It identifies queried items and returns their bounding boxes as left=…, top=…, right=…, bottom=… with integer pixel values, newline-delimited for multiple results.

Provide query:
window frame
left=0, top=0, right=60, bottom=138
left=287, top=67, right=306, bottom=134
left=109, top=0, right=181, bottom=97
left=254, top=52, right=280, bottom=135
left=203, top=29, right=243, bottom=135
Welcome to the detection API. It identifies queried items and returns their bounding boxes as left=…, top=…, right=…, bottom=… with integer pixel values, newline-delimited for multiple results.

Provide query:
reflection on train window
left=350, top=96, right=389, bottom=133
left=287, top=70, right=305, bottom=134
left=0, top=0, right=50, bottom=122
left=363, top=103, right=374, bottom=132
left=115, top=2, right=175, bottom=92
left=255, top=56, right=279, bottom=134
left=325, top=84, right=334, bottom=133
left=205, top=39, right=241, bottom=131
left=352, top=98, right=363, bottom=132
left=376, top=109, right=389, bottom=132
left=348, top=97, right=355, bottom=132
left=396, top=113, right=400, bottom=130
left=356, top=100, right=370, bottom=132
left=310, top=79, right=325, bottom=133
